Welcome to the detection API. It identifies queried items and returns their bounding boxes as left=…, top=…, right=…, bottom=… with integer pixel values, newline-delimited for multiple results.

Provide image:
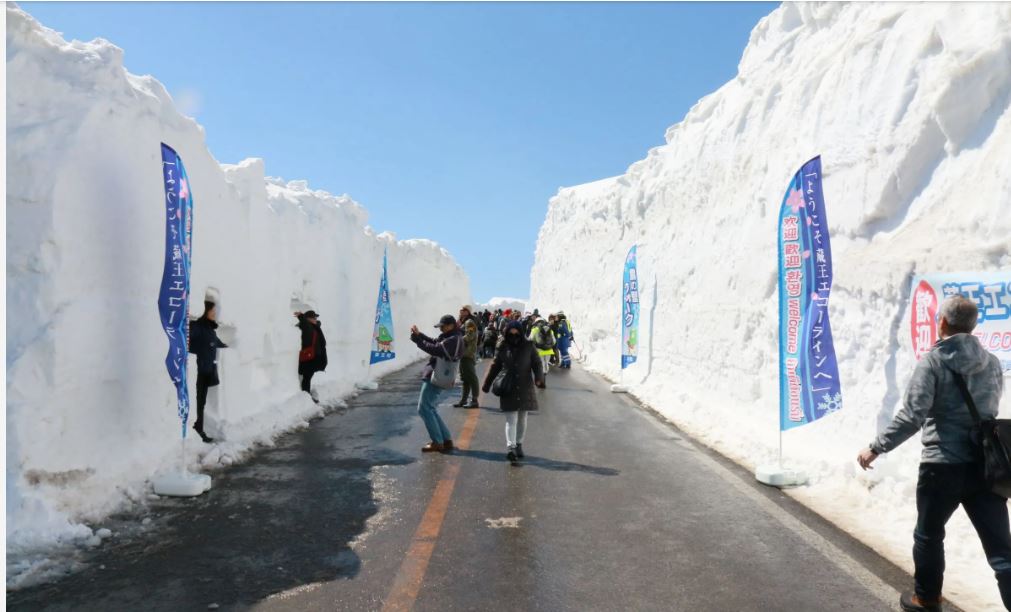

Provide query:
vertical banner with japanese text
left=777, top=156, right=842, bottom=431
left=370, top=248, right=396, bottom=365
left=158, top=143, right=194, bottom=438
left=621, top=245, right=640, bottom=369
left=910, top=272, right=1011, bottom=372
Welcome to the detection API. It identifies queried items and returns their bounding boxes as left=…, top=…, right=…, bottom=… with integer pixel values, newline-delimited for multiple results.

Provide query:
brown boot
left=421, top=442, right=445, bottom=453
left=900, top=590, right=942, bottom=612
left=442, top=439, right=454, bottom=452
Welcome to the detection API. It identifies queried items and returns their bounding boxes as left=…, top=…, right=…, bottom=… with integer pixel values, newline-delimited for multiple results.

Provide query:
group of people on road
left=409, top=304, right=576, bottom=462
left=187, top=291, right=1011, bottom=611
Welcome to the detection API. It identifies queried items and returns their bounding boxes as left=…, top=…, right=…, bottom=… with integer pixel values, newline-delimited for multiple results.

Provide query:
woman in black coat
left=482, top=321, right=545, bottom=462
left=294, top=310, right=328, bottom=401
left=188, top=301, right=228, bottom=443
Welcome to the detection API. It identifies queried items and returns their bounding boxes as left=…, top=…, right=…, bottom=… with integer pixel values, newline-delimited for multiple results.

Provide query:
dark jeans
left=459, top=357, right=479, bottom=403
left=195, top=373, right=213, bottom=433
left=914, top=462, right=1011, bottom=608
left=301, top=370, right=315, bottom=394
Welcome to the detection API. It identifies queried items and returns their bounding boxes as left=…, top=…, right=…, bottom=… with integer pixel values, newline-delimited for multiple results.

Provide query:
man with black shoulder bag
left=857, top=295, right=1011, bottom=611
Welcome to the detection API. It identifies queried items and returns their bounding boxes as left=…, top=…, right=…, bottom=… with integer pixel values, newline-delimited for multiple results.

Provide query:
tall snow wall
left=531, top=3, right=1010, bottom=610
left=6, top=4, right=470, bottom=559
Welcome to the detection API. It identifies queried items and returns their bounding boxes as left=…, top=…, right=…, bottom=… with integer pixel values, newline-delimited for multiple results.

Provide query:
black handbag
left=950, top=370, right=1011, bottom=498
left=491, top=368, right=516, bottom=397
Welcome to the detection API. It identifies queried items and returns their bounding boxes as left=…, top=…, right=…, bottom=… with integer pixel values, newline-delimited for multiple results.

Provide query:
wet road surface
left=8, top=363, right=944, bottom=611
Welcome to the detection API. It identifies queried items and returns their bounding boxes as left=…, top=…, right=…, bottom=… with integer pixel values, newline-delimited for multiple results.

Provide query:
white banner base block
left=356, top=380, right=379, bottom=391
left=610, top=384, right=630, bottom=393
left=755, top=464, right=808, bottom=488
left=152, top=471, right=212, bottom=497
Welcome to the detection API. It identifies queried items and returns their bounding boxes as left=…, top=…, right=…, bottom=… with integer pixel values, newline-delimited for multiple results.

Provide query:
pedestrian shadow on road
left=453, top=449, right=620, bottom=476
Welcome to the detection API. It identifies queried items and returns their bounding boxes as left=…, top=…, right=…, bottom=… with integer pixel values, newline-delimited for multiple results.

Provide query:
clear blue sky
left=22, top=1, right=776, bottom=303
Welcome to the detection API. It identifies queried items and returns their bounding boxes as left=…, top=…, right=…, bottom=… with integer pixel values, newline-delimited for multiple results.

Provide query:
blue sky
left=22, top=2, right=776, bottom=303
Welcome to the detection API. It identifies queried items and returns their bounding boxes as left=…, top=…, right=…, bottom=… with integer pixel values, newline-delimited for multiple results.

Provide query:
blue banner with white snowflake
left=621, top=245, right=639, bottom=369
left=370, top=249, right=395, bottom=364
left=158, top=143, right=194, bottom=438
left=777, top=156, right=842, bottom=431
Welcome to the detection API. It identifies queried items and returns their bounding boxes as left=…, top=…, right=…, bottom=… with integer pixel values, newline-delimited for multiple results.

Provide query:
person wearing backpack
left=410, top=314, right=464, bottom=454
left=529, top=317, right=557, bottom=381
left=453, top=319, right=481, bottom=409
left=482, top=324, right=499, bottom=358
left=482, top=321, right=544, bottom=463
left=857, top=295, right=1010, bottom=612
left=294, top=310, right=327, bottom=403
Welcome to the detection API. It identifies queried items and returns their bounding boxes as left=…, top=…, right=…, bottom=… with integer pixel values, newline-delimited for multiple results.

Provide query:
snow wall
left=531, top=3, right=1010, bottom=610
left=6, top=3, right=471, bottom=565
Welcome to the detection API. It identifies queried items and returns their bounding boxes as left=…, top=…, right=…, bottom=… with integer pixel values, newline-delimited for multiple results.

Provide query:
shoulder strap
left=946, top=365, right=983, bottom=425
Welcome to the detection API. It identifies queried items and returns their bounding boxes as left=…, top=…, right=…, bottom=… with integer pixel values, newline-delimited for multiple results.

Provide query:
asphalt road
left=8, top=362, right=943, bottom=611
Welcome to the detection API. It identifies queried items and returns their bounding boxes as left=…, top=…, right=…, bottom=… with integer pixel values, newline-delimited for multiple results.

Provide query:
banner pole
left=778, top=429, right=783, bottom=468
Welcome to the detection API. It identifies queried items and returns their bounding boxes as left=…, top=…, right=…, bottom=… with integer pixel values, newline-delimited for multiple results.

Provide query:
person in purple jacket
left=410, top=314, right=464, bottom=454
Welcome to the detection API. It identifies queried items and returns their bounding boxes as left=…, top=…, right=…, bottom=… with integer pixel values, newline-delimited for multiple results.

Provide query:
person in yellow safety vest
left=528, top=317, right=557, bottom=382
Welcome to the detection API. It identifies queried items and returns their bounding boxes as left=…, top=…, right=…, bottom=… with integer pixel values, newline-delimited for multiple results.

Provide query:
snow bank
left=6, top=2, right=470, bottom=573
left=531, top=3, right=1011, bottom=610
left=477, top=297, right=529, bottom=313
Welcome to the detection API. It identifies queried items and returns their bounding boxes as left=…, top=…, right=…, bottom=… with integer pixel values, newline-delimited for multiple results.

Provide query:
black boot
left=193, top=425, right=214, bottom=444
left=515, top=443, right=524, bottom=459
left=506, top=449, right=518, bottom=463
left=452, top=398, right=468, bottom=408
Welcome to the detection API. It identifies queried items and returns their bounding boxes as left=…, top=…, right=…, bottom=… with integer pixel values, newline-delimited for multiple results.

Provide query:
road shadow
left=453, top=449, right=620, bottom=476
left=7, top=370, right=423, bottom=612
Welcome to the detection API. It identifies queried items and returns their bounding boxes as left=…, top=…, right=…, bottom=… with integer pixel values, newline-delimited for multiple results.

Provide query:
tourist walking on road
left=410, top=314, right=464, bottom=453
left=189, top=300, right=228, bottom=443
left=529, top=316, right=557, bottom=382
left=556, top=311, right=574, bottom=369
left=294, top=310, right=328, bottom=402
left=481, top=323, right=499, bottom=358
left=454, top=319, right=481, bottom=409
left=483, top=321, right=544, bottom=463
left=857, top=295, right=1011, bottom=612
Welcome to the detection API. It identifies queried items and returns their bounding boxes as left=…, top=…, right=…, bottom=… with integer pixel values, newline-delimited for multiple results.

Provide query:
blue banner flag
left=621, top=245, right=640, bottom=369
left=370, top=249, right=396, bottom=365
left=777, top=156, right=842, bottom=431
left=158, top=143, right=194, bottom=438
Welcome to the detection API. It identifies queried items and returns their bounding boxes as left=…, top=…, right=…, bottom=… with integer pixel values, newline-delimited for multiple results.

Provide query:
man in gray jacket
left=858, top=296, right=1010, bottom=611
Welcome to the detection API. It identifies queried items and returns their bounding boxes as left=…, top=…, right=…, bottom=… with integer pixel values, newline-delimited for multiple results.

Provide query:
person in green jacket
left=454, top=319, right=481, bottom=408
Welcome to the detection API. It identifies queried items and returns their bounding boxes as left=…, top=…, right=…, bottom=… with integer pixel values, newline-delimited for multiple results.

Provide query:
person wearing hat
left=458, top=304, right=480, bottom=332
left=188, top=300, right=228, bottom=443
left=294, top=309, right=328, bottom=402
left=482, top=320, right=545, bottom=463
left=410, top=314, right=464, bottom=453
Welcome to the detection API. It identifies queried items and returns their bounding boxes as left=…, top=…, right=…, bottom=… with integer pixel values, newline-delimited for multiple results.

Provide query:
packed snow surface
left=531, top=3, right=1010, bottom=610
left=6, top=3, right=470, bottom=583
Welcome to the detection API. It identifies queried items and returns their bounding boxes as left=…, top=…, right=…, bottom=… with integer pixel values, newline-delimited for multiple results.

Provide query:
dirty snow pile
left=6, top=3, right=470, bottom=584
left=531, top=3, right=1010, bottom=610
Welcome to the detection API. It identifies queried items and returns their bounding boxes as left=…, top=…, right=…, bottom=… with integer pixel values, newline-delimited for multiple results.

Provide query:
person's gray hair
left=939, top=295, right=978, bottom=334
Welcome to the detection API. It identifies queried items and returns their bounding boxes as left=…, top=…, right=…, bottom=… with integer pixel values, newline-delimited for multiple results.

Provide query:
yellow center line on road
left=381, top=402, right=482, bottom=612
